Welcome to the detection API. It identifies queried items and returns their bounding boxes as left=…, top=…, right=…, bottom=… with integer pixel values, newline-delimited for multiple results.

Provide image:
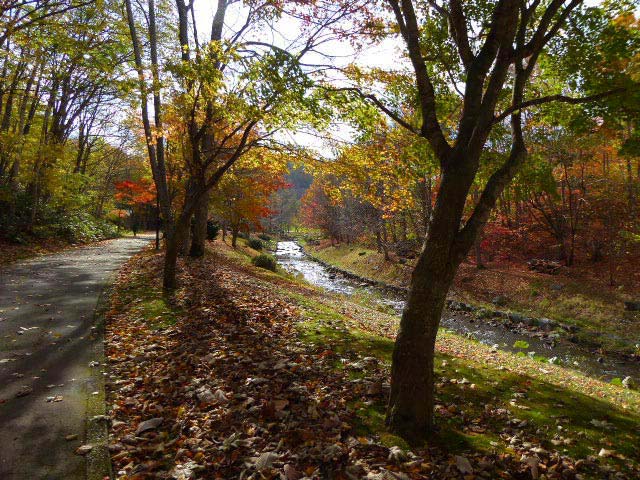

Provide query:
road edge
left=85, top=273, right=117, bottom=480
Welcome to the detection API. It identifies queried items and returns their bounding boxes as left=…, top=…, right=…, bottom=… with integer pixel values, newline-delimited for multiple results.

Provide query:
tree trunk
left=231, top=227, right=239, bottom=248
left=162, top=213, right=191, bottom=290
left=163, top=228, right=179, bottom=291
left=189, top=190, right=208, bottom=257
left=385, top=240, right=458, bottom=441
left=386, top=165, right=476, bottom=441
left=179, top=216, right=191, bottom=256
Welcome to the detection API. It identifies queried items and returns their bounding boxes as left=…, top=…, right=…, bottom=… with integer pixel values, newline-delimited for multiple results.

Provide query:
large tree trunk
left=386, top=167, right=476, bottom=441
left=189, top=190, right=208, bottom=257
left=385, top=240, right=458, bottom=440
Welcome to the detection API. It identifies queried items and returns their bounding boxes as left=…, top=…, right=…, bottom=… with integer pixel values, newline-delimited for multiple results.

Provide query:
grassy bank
left=106, top=237, right=640, bottom=478
left=306, top=242, right=640, bottom=355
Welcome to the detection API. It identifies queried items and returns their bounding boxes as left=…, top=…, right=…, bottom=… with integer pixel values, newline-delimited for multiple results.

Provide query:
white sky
left=187, top=0, right=618, bottom=155
left=190, top=1, right=405, bottom=154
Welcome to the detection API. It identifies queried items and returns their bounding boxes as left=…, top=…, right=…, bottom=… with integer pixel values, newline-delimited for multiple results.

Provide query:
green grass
left=279, top=287, right=640, bottom=475
left=309, top=242, right=640, bottom=355
left=308, top=244, right=408, bottom=287
left=215, top=238, right=640, bottom=474
left=113, top=267, right=181, bottom=330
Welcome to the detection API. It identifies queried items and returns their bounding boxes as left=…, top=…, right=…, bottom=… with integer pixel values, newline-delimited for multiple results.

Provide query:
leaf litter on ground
left=104, top=246, right=640, bottom=479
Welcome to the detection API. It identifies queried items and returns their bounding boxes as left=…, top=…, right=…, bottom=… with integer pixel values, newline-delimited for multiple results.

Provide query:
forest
left=1, top=0, right=640, bottom=479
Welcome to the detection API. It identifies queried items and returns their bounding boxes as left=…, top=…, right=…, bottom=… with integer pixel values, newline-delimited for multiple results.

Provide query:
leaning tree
left=124, top=0, right=354, bottom=290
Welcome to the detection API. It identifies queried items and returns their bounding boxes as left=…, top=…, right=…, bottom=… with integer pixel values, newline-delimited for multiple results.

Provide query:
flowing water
left=275, top=241, right=639, bottom=381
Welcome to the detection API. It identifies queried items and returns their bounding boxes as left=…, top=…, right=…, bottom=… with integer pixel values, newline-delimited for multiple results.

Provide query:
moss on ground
left=287, top=292, right=639, bottom=467
left=113, top=264, right=181, bottom=330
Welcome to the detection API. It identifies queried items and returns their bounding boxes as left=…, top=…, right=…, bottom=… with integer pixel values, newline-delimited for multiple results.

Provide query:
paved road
left=0, top=235, right=153, bottom=479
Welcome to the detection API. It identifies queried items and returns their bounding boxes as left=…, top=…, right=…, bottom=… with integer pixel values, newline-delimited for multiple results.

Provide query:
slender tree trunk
left=189, top=190, right=208, bottom=257
left=164, top=228, right=179, bottom=291
left=179, top=216, right=191, bottom=256
left=376, top=219, right=390, bottom=261
left=231, top=227, right=239, bottom=248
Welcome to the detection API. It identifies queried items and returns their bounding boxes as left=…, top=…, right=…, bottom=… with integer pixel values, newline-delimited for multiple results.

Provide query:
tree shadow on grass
left=107, top=249, right=640, bottom=479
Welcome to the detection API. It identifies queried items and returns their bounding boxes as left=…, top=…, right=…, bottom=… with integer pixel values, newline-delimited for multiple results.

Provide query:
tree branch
left=448, top=0, right=473, bottom=69
left=493, top=88, right=625, bottom=124
left=387, top=0, right=452, bottom=161
left=325, top=86, right=419, bottom=135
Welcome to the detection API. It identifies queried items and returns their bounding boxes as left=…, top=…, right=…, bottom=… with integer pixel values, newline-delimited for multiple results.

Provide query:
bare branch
left=325, top=86, right=419, bottom=135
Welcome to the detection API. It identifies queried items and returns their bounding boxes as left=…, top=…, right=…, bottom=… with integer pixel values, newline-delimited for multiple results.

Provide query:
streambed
left=275, top=241, right=639, bottom=381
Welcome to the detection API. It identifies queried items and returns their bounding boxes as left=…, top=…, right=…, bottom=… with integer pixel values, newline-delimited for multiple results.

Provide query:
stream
left=275, top=241, right=639, bottom=381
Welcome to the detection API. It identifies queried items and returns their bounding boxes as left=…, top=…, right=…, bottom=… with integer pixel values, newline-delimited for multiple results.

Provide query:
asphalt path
left=0, top=235, right=153, bottom=479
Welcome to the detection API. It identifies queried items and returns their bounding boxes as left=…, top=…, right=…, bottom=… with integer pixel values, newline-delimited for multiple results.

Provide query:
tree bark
left=386, top=234, right=459, bottom=440
left=231, top=226, right=239, bottom=248
left=163, top=229, right=179, bottom=291
left=189, top=190, right=209, bottom=257
left=386, top=159, right=477, bottom=440
left=179, top=216, right=192, bottom=256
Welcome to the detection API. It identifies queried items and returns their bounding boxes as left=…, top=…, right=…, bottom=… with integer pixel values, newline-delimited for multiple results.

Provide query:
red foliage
left=114, top=179, right=156, bottom=209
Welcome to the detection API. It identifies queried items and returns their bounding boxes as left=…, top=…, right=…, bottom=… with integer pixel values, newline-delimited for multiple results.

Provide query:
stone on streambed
left=560, top=323, right=579, bottom=333
left=624, top=301, right=640, bottom=311
left=474, top=308, right=493, bottom=319
left=508, top=312, right=524, bottom=323
left=622, top=376, right=636, bottom=390
left=538, top=318, right=558, bottom=331
left=508, top=312, right=537, bottom=327
left=448, top=301, right=475, bottom=312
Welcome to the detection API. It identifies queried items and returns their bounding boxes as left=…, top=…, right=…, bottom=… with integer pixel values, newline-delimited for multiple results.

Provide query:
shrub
left=51, top=211, right=119, bottom=243
left=206, top=221, right=220, bottom=240
left=247, top=238, right=263, bottom=250
left=257, top=233, right=271, bottom=241
left=252, top=253, right=277, bottom=271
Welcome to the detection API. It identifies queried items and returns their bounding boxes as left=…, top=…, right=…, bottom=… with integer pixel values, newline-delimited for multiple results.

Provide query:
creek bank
left=302, top=244, right=580, bottom=340
left=279, top=242, right=639, bottom=379
left=302, top=248, right=408, bottom=296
